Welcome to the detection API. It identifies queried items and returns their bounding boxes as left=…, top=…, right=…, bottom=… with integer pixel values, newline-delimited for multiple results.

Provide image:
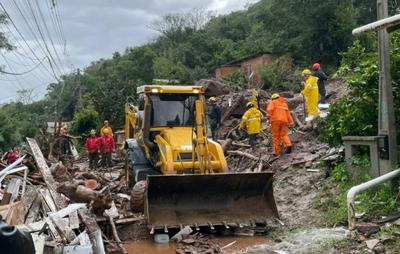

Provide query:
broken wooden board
left=6, top=178, right=22, bottom=204
left=69, top=210, right=80, bottom=229
left=31, top=233, right=45, bottom=254
left=27, top=137, right=68, bottom=209
left=21, top=186, right=38, bottom=219
left=0, top=201, right=25, bottom=225
left=25, top=194, right=42, bottom=224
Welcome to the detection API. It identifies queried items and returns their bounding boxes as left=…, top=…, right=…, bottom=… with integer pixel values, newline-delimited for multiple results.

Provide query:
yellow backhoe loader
left=124, top=85, right=278, bottom=231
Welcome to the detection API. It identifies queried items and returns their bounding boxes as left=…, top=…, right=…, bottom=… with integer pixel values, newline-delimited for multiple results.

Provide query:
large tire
left=131, top=180, right=146, bottom=213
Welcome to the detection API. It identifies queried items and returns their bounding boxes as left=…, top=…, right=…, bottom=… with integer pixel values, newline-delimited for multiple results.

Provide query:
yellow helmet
left=271, top=93, right=280, bottom=100
left=302, top=69, right=311, bottom=76
left=209, top=97, right=216, bottom=102
left=246, top=102, right=254, bottom=108
left=103, top=128, right=109, bottom=135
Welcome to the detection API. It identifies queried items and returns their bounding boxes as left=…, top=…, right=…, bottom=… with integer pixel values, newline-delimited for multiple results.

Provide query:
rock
left=365, top=239, right=379, bottom=250
left=356, top=223, right=380, bottom=236
left=373, top=244, right=385, bottom=253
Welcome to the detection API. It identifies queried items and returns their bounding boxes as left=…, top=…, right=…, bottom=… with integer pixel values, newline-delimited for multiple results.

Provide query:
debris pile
left=214, top=79, right=346, bottom=173
left=0, top=137, right=146, bottom=254
left=176, top=233, right=222, bottom=254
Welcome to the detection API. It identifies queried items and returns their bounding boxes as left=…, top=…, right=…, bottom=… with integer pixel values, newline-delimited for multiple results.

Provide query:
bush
left=315, top=157, right=398, bottom=226
left=220, top=70, right=247, bottom=92
left=258, top=56, right=302, bottom=92
left=71, top=108, right=101, bottom=136
left=321, top=33, right=400, bottom=146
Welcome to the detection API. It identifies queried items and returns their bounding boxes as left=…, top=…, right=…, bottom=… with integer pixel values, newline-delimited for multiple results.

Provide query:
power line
left=21, top=0, right=65, bottom=76
left=0, top=55, right=46, bottom=75
left=0, top=2, right=60, bottom=80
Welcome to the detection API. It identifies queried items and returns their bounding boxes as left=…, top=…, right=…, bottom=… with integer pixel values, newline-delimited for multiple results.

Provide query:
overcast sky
left=0, top=0, right=258, bottom=104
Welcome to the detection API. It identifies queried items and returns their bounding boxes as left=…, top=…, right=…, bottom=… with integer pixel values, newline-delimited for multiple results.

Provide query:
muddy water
left=124, top=236, right=275, bottom=254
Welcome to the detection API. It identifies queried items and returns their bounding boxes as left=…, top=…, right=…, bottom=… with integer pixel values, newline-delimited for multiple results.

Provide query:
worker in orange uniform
left=100, top=120, right=113, bottom=136
left=267, top=93, right=294, bottom=157
left=100, top=128, right=115, bottom=167
left=301, top=69, right=319, bottom=122
left=240, top=102, right=263, bottom=147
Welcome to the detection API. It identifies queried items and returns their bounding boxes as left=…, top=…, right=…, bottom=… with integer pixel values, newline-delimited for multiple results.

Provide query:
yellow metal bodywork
left=124, top=85, right=228, bottom=175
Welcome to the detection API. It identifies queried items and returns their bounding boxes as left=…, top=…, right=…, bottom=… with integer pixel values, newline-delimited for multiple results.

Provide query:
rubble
left=176, top=233, right=222, bottom=254
left=0, top=137, right=145, bottom=254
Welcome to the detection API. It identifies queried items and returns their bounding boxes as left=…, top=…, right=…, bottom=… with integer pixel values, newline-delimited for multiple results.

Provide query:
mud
left=124, top=236, right=276, bottom=254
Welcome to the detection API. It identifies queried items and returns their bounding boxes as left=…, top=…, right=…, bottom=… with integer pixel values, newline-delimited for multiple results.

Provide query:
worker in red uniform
left=6, top=149, right=17, bottom=164
left=267, top=93, right=294, bottom=157
left=85, top=129, right=100, bottom=169
left=100, top=128, right=114, bottom=167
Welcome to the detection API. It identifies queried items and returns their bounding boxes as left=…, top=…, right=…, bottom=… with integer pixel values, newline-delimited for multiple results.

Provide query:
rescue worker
left=100, top=128, right=114, bottom=167
left=312, top=63, right=328, bottom=104
left=6, top=149, right=17, bottom=164
left=85, top=129, right=100, bottom=170
left=267, top=93, right=294, bottom=157
left=100, top=120, right=113, bottom=136
left=301, top=69, right=319, bottom=121
left=207, top=97, right=221, bottom=140
left=60, top=125, right=72, bottom=155
left=240, top=102, right=263, bottom=147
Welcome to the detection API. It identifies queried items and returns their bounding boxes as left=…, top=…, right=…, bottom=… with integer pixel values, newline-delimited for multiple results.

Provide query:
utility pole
left=377, top=0, right=398, bottom=172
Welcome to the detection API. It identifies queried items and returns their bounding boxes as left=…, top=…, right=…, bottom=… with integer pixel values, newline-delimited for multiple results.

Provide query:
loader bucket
left=145, top=172, right=278, bottom=230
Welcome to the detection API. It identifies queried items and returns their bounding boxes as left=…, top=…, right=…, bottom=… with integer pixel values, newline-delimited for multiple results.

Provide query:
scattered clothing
left=267, top=97, right=294, bottom=156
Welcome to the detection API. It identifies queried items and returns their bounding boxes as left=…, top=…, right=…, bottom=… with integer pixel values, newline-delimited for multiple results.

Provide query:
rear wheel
left=131, top=180, right=146, bottom=213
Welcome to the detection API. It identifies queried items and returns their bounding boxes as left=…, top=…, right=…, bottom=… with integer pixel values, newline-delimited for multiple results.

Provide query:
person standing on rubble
left=60, top=125, right=72, bottom=156
left=100, top=128, right=114, bottom=167
left=100, top=120, right=113, bottom=136
left=240, top=102, right=263, bottom=147
left=312, top=63, right=328, bottom=104
left=85, top=129, right=100, bottom=170
left=267, top=93, right=294, bottom=157
left=207, top=97, right=221, bottom=140
left=301, top=69, right=319, bottom=122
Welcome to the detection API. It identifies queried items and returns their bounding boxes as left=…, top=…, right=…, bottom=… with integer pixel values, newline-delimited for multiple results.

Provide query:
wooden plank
left=26, top=138, right=67, bottom=209
left=31, top=233, right=45, bottom=254
left=69, top=210, right=80, bottom=229
left=49, top=203, right=86, bottom=220
left=25, top=195, right=42, bottom=224
left=40, top=189, right=57, bottom=212
left=45, top=217, right=63, bottom=242
left=0, top=201, right=25, bottom=225
left=52, top=217, right=76, bottom=242
left=7, top=178, right=22, bottom=204
left=20, top=186, right=38, bottom=219
left=78, top=208, right=100, bottom=233
left=0, top=193, right=12, bottom=205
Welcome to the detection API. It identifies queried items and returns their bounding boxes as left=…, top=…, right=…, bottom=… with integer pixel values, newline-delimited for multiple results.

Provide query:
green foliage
left=70, top=108, right=100, bottom=136
left=321, top=32, right=400, bottom=146
left=258, top=56, right=302, bottom=92
left=220, top=70, right=247, bottom=92
left=315, top=157, right=398, bottom=226
left=0, top=110, right=18, bottom=150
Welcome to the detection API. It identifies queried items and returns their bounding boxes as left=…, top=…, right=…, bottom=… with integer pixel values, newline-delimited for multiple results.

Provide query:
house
left=215, top=52, right=281, bottom=87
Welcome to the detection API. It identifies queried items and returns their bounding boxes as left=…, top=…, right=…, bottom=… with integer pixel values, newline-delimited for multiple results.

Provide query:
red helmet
left=312, top=63, right=320, bottom=70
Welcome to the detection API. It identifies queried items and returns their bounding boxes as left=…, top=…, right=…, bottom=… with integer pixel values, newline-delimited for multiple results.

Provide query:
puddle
left=239, top=228, right=349, bottom=254
left=124, top=235, right=274, bottom=254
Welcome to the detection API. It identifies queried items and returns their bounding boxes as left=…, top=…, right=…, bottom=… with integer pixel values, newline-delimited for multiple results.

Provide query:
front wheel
left=131, top=180, right=146, bottom=213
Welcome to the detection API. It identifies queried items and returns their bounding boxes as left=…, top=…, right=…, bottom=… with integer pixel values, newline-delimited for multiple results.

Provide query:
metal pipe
left=352, top=14, right=400, bottom=35
left=347, top=168, right=400, bottom=229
